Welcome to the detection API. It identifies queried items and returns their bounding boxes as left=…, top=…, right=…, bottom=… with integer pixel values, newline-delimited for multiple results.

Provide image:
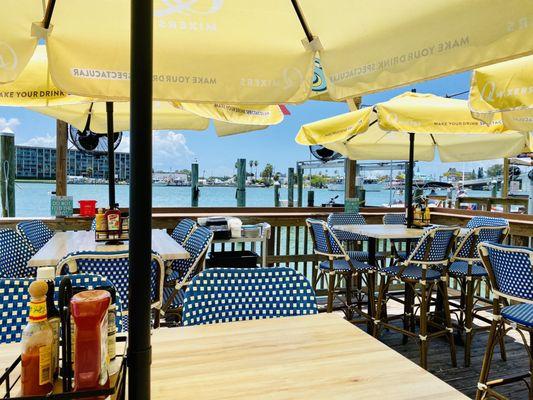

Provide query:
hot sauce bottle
left=21, top=281, right=54, bottom=396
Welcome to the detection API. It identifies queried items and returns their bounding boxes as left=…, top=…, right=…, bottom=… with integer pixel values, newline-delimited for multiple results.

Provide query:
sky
left=0, top=70, right=502, bottom=178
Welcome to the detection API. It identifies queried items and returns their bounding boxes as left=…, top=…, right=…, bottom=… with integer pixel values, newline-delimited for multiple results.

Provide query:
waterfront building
left=15, top=145, right=130, bottom=181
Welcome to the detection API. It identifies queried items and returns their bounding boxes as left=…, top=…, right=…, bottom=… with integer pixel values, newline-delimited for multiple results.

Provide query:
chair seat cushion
left=319, top=259, right=374, bottom=272
left=347, top=251, right=387, bottom=262
left=501, top=303, right=533, bottom=327
left=381, top=264, right=442, bottom=281
left=448, top=261, right=487, bottom=277
left=163, top=286, right=186, bottom=309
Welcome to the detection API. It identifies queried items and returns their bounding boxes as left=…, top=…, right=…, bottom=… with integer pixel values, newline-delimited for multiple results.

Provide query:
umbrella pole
left=128, top=0, right=153, bottom=399
left=106, top=102, right=116, bottom=209
left=406, top=132, right=415, bottom=227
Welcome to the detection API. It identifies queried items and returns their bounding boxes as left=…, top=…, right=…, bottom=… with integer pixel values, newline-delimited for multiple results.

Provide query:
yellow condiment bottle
left=424, top=203, right=431, bottom=225
left=95, top=208, right=107, bottom=239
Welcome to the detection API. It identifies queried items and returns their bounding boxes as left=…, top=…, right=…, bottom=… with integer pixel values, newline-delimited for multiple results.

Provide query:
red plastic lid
left=79, top=200, right=97, bottom=205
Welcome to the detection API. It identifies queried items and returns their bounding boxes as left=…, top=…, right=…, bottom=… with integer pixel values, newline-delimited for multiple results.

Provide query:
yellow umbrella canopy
left=469, top=55, right=533, bottom=132
left=3, top=0, right=533, bottom=103
left=296, top=92, right=531, bottom=162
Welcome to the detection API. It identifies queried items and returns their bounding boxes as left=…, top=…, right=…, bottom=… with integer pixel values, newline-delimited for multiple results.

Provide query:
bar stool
left=374, top=226, right=459, bottom=369
left=306, top=218, right=375, bottom=324
left=447, top=224, right=509, bottom=367
left=476, top=242, right=533, bottom=400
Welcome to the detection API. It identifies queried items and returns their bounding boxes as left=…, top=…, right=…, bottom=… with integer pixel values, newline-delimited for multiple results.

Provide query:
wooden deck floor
left=324, top=298, right=531, bottom=399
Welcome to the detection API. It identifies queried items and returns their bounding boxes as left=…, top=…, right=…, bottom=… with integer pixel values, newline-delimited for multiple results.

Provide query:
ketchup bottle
left=21, top=280, right=54, bottom=396
left=70, top=290, right=111, bottom=393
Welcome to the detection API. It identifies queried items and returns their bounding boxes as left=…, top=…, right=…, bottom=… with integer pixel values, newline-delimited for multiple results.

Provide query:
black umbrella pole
left=106, top=102, right=116, bottom=209
left=406, top=132, right=415, bottom=227
left=128, top=0, right=153, bottom=399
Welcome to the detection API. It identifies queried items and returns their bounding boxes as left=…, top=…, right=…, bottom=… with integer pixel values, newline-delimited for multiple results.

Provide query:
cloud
left=116, top=131, right=195, bottom=170
left=0, top=117, right=20, bottom=132
left=18, top=133, right=56, bottom=148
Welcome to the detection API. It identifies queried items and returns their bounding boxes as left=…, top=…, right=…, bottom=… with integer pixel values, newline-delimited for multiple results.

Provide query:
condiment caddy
left=94, top=207, right=129, bottom=244
left=0, top=276, right=126, bottom=399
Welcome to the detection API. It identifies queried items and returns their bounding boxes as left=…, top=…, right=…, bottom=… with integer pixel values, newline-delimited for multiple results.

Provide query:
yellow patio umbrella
left=469, top=55, right=533, bottom=132
left=296, top=92, right=531, bottom=225
left=4, top=1, right=533, bottom=103
left=0, top=46, right=89, bottom=106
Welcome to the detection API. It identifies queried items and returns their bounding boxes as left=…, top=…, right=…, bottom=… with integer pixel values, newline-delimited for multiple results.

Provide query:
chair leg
left=345, top=272, right=353, bottom=320
left=311, top=263, right=318, bottom=291
left=366, top=271, right=376, bottom=334
left=373, top=274, right=390, bottom=338
left=403, top=283, right=414, bottom=345
left=419, top=283, right=429, bottom=370
left=326, top=271, right=335, bottom=313
left=464, top=277, right=475, bottom=367
left=356, top=274, right=363, bottom=309
left=440, top=279, right=457, bottom=368
left=498, top=332, right=507, bottom=362
left=475, top=318, right=502, bottom=400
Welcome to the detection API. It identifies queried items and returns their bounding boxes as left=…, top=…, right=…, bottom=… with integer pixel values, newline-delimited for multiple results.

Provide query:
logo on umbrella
left=0, top=42, right=17, bottom=71
left=155, top=0, right=223, bottom=17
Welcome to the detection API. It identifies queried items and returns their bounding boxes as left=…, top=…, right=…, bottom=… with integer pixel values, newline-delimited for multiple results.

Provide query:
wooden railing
left=454, top=196, right=528, bottom=212
left=1, top=206, right=532, bottom=296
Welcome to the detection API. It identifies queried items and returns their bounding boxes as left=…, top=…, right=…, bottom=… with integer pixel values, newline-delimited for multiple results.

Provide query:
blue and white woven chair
left=16, top=220, right=54, bottom=252
left=170, top=218, right=197, bottom=245
left=0, top=274, right=123, bottom=344
left=162, top=226, right=213, bottom=315
left=447, top=224, right=509, bottom=367
left=306, top=218, right=375, bottom=324
left=476, top=243, right=533, bottom=400
left=0, top=229, right=35, bottom=278
left=57, top=251, right=165, bottom=330
left=182, top=267, right=318, bottom=326
left=327, top=212, right=369, bottom=261
left=383, top=213, right=408, bottom=263
left=466, top=216, right=508, bottom=229
left=374, top=226, right=460, bottom=370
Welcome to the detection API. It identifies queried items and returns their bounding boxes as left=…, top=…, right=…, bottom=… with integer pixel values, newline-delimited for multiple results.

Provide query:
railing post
left=288, top=167, right=295, bottom=207
left=236, top=158, right=246, bottom=207
left=297, top=165, right=303, bottom=207
left=274, top=181, right=280, bottom=207
left=55, top=120, right=68, bottom=197
left=191, top=162, right=199, bottom=207
left=307, top=190, right=315, bottom=207
left=0, top=128, right=15, bottom=217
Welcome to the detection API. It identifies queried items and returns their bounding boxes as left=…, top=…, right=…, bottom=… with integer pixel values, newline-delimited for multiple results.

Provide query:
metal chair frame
left=374, top=226, right=460, bottom=370
left=476, top=242, right=533, bottom=400
left=306, top=218, right=375, bottom=324
left=447, top=225, right=509, bottom=367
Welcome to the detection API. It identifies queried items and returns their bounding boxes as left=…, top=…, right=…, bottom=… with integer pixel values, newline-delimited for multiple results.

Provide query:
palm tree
left=254, top=160, right=258, bottom=178
left=249, top=160, right=254, bottom=177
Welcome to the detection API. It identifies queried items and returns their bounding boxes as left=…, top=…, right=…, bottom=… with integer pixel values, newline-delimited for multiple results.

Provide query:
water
left=13, top=182, right=491, bottom=217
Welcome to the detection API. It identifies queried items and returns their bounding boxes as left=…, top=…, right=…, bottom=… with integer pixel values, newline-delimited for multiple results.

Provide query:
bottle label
left=39, top=344, right=52, bottom=386
left=29, top=300, right=47, bottom=323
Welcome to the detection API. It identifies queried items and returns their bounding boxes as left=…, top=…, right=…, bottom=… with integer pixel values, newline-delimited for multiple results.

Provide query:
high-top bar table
left=28, top=229, right=189, bottom=268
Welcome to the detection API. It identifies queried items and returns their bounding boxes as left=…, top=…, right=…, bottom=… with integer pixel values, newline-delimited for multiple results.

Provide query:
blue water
left=13, top=182, right=490, bottom=217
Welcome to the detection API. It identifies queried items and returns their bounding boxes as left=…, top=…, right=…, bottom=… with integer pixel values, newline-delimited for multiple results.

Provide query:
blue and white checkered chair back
left=479, top=243, right=533, bottom=303
left=167, top=227, right=213, bottom=285
left=383, top=213, right=406, bottom=225
left=306, top=219, right=346, bottom=258
left=57, top=250, right=165, bottom=316
left=0, top=229, right=35, bottom=278
left=454, top=226, right=508, bottom=261
left=0, top=274, right=124, bottom=344
left=171, top=218, right=197, bottom=245
left=466, top=216, right=508, bottom=229
left=182, top=267, right=318, bottom=326
left=0, top=277, right=31, bottom=343
left=327, top=212, right=367, bottom=242
left=90, top=219, right=96, bottom=231
left=16, top=220, right=54, bottom=252
left=407, top=226, right=459, bottom=265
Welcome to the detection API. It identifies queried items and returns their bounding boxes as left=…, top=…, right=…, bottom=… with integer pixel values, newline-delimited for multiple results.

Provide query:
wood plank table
left=28, top=229, right=189, bottom=267
left=148, top=314, right=468, bottom=399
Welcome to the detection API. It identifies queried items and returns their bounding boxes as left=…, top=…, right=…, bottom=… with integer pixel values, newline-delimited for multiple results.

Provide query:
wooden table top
left=150, top=314, right=468, bottom=399
left=335, top=224, right=468, bottom=240
left=28, top=229, right=189, bottom=267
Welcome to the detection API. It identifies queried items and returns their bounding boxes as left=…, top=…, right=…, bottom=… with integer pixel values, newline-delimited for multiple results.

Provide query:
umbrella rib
left=289, top=0, right=314, bottom=43
left=43, top=0, right=57, bottom=29
left=345, top=108, right=378, bottom=143
left=430, top=134, right=437, bottom=145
